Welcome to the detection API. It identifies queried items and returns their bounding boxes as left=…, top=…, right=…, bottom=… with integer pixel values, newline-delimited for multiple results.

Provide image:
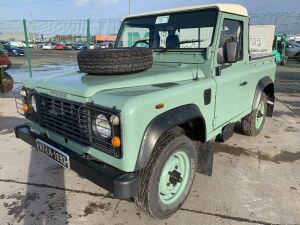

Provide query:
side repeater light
left=155, top=103, right=164, bottom=109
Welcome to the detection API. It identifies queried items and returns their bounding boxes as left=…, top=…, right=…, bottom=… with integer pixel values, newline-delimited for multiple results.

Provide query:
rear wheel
left=134, top=129, right=197, bottom=219
left=241, top=93, right=267, bottom=136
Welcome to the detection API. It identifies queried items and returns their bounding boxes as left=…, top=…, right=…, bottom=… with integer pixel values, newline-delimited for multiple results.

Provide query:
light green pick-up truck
left=15, top=4, right=276, bottom=219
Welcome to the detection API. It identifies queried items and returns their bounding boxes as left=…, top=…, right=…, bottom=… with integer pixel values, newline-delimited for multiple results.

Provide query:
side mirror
left=225, top=41, right=238, bottom=63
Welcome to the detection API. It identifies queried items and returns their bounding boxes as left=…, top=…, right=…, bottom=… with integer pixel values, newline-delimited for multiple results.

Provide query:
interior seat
left=166, top=35, right=180, bottom=49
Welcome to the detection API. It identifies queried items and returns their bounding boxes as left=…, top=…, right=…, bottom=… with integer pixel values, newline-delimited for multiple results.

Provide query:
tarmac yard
left=0, top=92, right=299, bottom=225
left=0, top=51, right=300, bottom=224
left=9, top=49, right=78, bottom=69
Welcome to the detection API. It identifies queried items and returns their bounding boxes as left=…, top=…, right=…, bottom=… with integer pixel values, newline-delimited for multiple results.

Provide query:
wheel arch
left=252, top=76, right=275, bottom=117
left=134, top=104, right=206, bottom=171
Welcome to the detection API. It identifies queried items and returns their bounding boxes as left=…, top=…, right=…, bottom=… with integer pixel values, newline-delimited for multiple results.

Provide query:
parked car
left=89, top=43, right=95, bottom=49
left=54, top=44, right=65, bottom=50
left=0, top=48, right=9, bottom=56
left=286, top=41, right=300, bottom=62
left=0, top=41, right=8, bottom=45
left=4, top=45, right=25, bottom=56
left=74, top=43, right=85, bottom=50
left=0, top=49, right=7, bottom=56
left=100, top=43, right=109, bottom=48
left=15, top=4, right=276, bottom=220
left=9, top=41, right=24, bottom=48
left=34, top=42, right=42, bottom=48
left=98, top=42, right=114, bottom=48
left=22, top=42, right=39, bottom=48
left=0, top=50, right=11, bottom=70
left=64, top=43, right=73, bottom=50
left=42, top=43, right=54, bottom=50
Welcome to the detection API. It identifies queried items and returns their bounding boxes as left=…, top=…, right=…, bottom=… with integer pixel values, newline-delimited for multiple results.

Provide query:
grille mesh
left=36, top=93, right=90, bottom=145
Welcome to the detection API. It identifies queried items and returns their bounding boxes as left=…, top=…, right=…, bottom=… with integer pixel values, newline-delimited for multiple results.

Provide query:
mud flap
left=196, top=142, right=214, bottom=176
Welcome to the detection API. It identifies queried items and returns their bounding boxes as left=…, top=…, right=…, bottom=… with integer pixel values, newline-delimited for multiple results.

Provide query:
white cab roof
left=126, top=4, right=248, bottom=19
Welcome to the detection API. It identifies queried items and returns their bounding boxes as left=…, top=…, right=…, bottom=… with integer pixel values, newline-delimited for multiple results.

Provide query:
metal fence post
left=87, top=19, right=91, bottom=49
left=23, top=19, right=33, bottom=78
left=0, top=69, right=3, bottom=93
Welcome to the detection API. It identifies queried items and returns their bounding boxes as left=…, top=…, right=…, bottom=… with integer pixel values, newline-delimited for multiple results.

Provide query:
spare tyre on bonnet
left=77, top=47, right=153, bottom=75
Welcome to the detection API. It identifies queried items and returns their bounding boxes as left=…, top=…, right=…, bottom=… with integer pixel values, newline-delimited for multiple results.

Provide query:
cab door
left=214, top=17, right=251, bottom=128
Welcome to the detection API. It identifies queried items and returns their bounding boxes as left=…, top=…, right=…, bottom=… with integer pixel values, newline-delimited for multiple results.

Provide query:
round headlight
left=94, top=114, right=111, bottom=138
left=31, top=95, right=37, bottom=112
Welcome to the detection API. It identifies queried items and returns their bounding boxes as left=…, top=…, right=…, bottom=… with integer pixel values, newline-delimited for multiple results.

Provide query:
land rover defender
left=15, top=4, right=276, bottom=219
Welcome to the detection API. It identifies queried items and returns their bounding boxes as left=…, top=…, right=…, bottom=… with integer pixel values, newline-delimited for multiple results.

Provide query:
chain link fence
left=0, top=13, right=299, bottom=95
left=0, top=19, right=122, bottom=83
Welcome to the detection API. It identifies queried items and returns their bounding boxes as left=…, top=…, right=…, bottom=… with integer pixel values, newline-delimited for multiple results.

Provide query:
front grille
left=36, top=93, right=90, bottom=145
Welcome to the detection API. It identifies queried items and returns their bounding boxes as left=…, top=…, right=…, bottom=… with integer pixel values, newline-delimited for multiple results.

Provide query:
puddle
left=0, top=113, right=26, bottom=135
left=213, top=143, right=250, bottom=157
left=213, top=143, right=300, bottom=164
left=7, top=63, right=78, bottom=83
left=83, top=202, right=112, bottom=217
left=268, top=151, right=300, bottom=163
left=285, top=126, right=298, bottom=132
left=3, top=192, right=40, bottom=223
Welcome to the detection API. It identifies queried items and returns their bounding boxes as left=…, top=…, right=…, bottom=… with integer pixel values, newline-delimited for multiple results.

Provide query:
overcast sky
left=0, top=0, right=299, bottom=20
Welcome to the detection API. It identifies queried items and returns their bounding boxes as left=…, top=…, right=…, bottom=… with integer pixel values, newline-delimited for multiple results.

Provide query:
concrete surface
left=0, top=90, right=299, bottom=225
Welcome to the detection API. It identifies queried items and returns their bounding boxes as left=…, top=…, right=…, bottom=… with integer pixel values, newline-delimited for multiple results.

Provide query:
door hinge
left=213, top=117, right=218, bottom=128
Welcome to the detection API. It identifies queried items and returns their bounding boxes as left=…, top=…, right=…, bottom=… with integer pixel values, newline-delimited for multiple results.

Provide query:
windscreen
left=115, top=9, right=218, bottom=50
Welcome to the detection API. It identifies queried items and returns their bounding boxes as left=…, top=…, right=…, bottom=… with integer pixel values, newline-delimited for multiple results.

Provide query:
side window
left=218, top=19, right=243, bottom=64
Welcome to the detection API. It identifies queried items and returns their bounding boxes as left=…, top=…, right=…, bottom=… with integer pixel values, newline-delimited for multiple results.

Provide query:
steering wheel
left=132, top=39, right=150, bottom=47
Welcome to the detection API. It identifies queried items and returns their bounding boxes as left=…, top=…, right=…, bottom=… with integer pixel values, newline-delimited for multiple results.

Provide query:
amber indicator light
left=22, top=104, right=29, bottom=112
left=155, top=103, right=164, bottom=109
left=111, top=136, right=121, bottom=148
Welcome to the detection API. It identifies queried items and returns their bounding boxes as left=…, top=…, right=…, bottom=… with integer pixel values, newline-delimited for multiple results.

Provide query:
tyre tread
left=77, top=48, right=153, bottom=75
left=134, top=127, right=187, bottom=218
left=241, top=93, right=267, bottom=136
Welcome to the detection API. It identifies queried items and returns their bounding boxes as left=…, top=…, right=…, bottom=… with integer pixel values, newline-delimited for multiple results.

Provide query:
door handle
left=240, top=81, right=248, bottom=86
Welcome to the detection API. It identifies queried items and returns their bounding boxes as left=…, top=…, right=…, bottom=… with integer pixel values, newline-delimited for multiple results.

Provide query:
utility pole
left=128, top=0, right=131, bottom=15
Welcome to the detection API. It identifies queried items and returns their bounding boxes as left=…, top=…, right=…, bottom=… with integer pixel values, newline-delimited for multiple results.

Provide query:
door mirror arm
left=216, top=63, right=232, bottom=76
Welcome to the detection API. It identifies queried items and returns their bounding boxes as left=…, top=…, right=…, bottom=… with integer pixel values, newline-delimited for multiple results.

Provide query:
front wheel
left=134, top=130, right=197, bottom=219
left=241, top=93, right=267, bottom=136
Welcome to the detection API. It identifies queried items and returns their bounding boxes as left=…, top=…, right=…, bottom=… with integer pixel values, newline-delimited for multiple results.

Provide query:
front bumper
left=14, top=124, right=140, bottom=199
